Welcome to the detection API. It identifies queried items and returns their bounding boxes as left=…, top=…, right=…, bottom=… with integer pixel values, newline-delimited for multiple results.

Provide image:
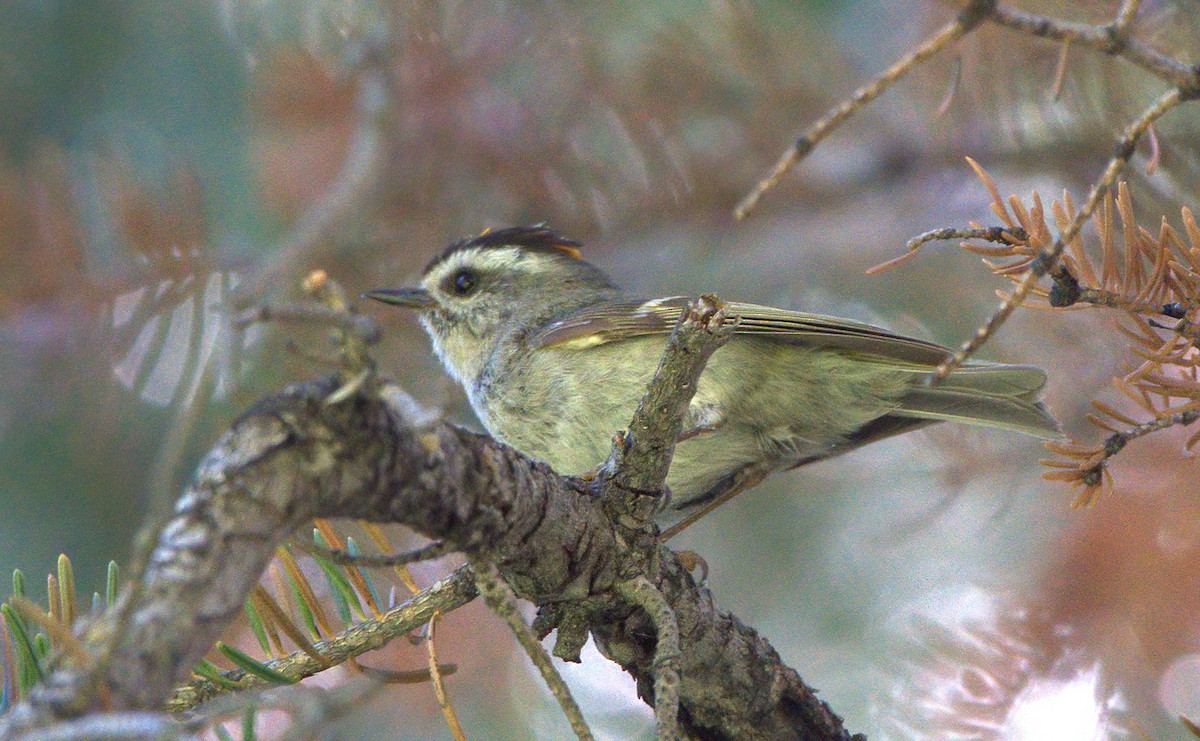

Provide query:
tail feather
left=894, top=363, right=1060, bottom=438
left=897, top=387, right=1060, bottom=438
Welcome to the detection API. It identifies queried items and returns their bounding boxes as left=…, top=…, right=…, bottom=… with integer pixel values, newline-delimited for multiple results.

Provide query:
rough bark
left=0, top=373, right=859, bottom=739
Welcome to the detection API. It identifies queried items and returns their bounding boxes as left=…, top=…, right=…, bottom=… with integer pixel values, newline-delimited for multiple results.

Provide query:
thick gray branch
left=3, top=374, right=857, bottom=740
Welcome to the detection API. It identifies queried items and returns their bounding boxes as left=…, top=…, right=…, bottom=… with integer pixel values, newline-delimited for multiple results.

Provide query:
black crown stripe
left=425, top=224, right=583, bottom=274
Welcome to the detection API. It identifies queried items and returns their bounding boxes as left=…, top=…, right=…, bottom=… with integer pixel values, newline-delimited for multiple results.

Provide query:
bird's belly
left=476, top=336, right=909, bottom=509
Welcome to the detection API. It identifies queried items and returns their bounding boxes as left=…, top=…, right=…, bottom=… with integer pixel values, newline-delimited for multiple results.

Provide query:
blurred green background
left=3, top=0, right=1200, bottom=738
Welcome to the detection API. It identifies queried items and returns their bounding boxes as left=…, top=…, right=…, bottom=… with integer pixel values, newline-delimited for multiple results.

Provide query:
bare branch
left=601, top=294, right=736, bottom=524
left=734, top=0, right=997, bottom=219
left=934, top=85, right=1185, bottom=379
left=616, top=576, right=680, bottom=740
left=989, top=4, right=1197, bottom=89
left=167, top=566, right=477, bottom=712
left=473, top=561, right=594, bottom=741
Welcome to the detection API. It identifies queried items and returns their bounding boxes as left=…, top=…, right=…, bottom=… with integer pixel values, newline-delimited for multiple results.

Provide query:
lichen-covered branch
left=167, top=565, right=479, bottom=712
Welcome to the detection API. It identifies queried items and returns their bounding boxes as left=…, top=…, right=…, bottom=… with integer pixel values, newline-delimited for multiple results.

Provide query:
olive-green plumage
left=368, top=226, right=1059, bottom=516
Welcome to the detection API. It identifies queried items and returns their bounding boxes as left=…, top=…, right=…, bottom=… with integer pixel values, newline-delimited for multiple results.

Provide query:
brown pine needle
left=1043, top=469, right=1087, bottom=482
left=1051, top=38, right=1071, bottom=100
left=359, top=521, right=422, bottom=595
left=962, top=243, right=1023, bottom=257
left=1070, top=477, right=1106, bottom=508
left=1091, top=399, right=1142, bottom=427
left=1039, top=458, right=1082, bottom=468
left=1085, top=413, right=1122, bottom=433
left=1186, top=428, right=1200, bottom=451
left=1044, top=440, right=1100, bottom=457
left=248, top=587, right=285, bottom=657
left=7, top=597, right=90, bottom=666
left=1113, top=376, right=1155, bottom=413
left=934, top=55, right=962, bottom=118
left=1119, top=184, right=1139, bottom=286
left=1113, top=319, right=1162, bottom=350
left=426, top=612, right=466, bottom=741
left=1145, top=123, right=1160, bottom=175
left=864, top=249, right=921, bottom=275
left=253, top=585, right=331, bottom=668
left=966, top=156, right=1014, bottom=229
left=276, top=546, right=335, bottom=639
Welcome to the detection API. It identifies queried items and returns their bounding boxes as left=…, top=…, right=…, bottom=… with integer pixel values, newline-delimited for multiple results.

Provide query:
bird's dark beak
left=363, top=287, right=437, bottom=310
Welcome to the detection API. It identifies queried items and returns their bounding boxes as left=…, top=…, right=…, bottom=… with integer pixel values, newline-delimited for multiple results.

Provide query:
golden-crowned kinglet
left=367, top=225, right=1058, bottom=519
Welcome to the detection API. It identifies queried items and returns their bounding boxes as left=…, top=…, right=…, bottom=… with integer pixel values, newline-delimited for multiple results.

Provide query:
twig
left=1043, top=407, right=1200, bottom=507
left=236, top=302, right=380, bottom=346
left=426, top=611, right=466, bottom=741
left=168, top=566, right=479, bottom=711
left=865, top=226, right=1028, bottom=275
left=934, top=85, right=1186, bottom=380
left=601, top=294, right=736, bottom=525
left=1070, top=286, right=1176, bottom=316
left=1112, top=0, right=1143, bottom=37
left=989, top=4, right=1195, bottom=88
left=472, top=561, right=594, bottom=741
left=734, top=0, right=997, bottom=219
left=615, top=577, right=680, bottom=741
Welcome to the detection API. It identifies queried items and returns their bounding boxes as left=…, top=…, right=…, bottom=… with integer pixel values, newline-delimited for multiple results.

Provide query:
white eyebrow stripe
left=425, top=246, right=529, bottom=286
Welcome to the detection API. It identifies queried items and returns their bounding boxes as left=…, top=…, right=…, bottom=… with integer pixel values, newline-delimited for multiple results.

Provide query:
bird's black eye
left=448, top=269, right=478, bottom=296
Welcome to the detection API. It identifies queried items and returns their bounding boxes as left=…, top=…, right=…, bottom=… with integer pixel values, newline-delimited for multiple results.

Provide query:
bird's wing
left=530, top=297, right=956, bottom=367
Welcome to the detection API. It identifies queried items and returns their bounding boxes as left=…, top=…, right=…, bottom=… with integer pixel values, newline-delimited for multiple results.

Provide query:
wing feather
left=532, top=297, right=954, bottom=366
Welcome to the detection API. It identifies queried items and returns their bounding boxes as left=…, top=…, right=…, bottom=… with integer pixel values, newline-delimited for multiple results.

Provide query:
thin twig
left=1049, top=408, right=1200, bottom=498
left=865, top=226, right=1028, bottom=275
left=236, top=302, right=381, bottom=346
left=1071, top=286, right=1175, bottom=315
left=471, top=561, right=594, bottom=741
left=168, top=566, right=479, bottom=712
left=934, top=85, right=1185, bottom=380
left=426, top=612, right=466, bottom=741
left=734, top=0, right=996, bottom=219
left=990, top=4, right=1196, bottom=88
left=616, top=577, right=681, bottom=741
left=1112, top=0, right=1143, bottom=37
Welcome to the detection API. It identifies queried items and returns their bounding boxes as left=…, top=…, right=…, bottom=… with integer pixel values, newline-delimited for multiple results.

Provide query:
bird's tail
left=891, top=363, right=1060, bottom=439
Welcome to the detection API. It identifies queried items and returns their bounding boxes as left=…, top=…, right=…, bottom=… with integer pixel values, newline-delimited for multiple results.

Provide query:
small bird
left=367, top=225, right=1058, bottom=525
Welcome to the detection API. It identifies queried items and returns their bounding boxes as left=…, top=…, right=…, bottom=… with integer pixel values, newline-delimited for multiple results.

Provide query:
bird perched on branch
left=367, top=225, right=1058, bottom=528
